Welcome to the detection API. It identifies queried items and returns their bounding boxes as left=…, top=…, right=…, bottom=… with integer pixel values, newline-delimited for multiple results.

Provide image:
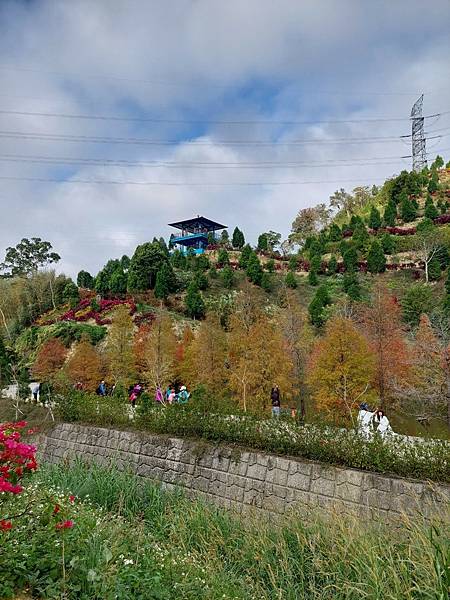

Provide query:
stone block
left=335, top=482, right=362, bottom=504
left=310, top=476, right=335, bottom=498
left=287, top=471, right=311, bottom=492
left=246, top=462, right=267, bottom=481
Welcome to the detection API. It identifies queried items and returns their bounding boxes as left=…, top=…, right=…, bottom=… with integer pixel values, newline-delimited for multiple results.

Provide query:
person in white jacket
left=357, top=403, right=375, bottom=438
left=373, top=409, right=393, bottom=438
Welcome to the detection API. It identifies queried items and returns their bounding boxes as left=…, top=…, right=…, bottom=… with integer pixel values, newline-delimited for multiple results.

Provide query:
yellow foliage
left=307, top=316, right=376, bottom=423
left=105, top=305, right=135, bottom=386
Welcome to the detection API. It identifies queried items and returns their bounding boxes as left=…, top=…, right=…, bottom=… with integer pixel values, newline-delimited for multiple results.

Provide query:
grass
left=1, top=461, right=448, bottom=599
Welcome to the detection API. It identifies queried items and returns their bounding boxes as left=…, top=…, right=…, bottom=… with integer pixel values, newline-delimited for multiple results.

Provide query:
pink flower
left=56, top=520, right=74, bottom=530
left=69, top=495, right=75, bottom=503
left=0, top=478, right=23, bottom=494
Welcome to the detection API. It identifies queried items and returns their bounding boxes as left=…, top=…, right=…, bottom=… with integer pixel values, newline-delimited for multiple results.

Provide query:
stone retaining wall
left=41, top=423, right=449, bottom=520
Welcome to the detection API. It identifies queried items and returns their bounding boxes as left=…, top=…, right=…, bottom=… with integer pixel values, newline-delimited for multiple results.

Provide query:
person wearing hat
left=357, top=402, right=375, bottom=438
left=177, top=385, right=190, bottom=404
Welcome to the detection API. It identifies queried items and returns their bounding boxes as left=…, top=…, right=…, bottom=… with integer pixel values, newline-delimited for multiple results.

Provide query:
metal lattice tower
left=411, top=94, right=427, bottom=172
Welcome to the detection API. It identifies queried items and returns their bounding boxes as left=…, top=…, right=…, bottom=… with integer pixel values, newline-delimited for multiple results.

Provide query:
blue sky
left=0, top=0, right=449, bottom=277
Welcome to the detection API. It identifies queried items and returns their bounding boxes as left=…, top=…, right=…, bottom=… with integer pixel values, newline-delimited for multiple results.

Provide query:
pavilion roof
left=168, top=215, right=227, bottom=232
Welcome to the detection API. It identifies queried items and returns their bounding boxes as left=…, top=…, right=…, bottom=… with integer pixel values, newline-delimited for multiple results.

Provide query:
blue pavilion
left=168, top=215, right=227, bottom=255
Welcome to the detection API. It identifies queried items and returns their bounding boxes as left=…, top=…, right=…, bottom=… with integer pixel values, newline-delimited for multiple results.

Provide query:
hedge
left=56, top=392, right=450, bottom=483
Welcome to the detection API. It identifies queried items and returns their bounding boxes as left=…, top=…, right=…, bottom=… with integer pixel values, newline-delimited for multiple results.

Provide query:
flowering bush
left=0, top=421, right=37, bottom=498
left=55, top=297, right=138, bottom=327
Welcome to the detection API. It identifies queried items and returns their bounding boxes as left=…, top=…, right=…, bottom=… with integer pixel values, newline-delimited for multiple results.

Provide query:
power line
left=0, top=128, right=448, bottom=148
left=0, top=108, right=448, bottom=125
left=0, top=175, right=400, bottom=187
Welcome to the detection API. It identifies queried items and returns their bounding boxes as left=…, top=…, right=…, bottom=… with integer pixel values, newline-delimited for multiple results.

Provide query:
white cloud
left=0, top=0, right=449, bottom=277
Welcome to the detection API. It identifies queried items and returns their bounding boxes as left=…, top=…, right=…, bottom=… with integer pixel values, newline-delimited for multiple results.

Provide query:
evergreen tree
left=367, top=240, right=386, bottom=274
left=246, top=252, right=263, bottom=285
left=220, top=229, right=229, bottom=245
left=120, top=255, right=131, bottom=270
left=62, top=281, right=80, bottom=307
left=285, top=271, right=298, bottom=289
left=402, top=284, right=433, bottom=327
left=257, top=233, right=268, bottom=252
left=424, top=194, right=439, bottom=220
left=327, top=255, right=338, bottom=274
left=232, top=227, right=245, bottom=249
left=380, top=233, right=395, bottom=255
left=308, top=285, right=330, bottom=327
left=154, top=262, right=176, bottom=300
left=368, top=206, right=381, bottom=230
left=343, top=246, right=358, bottom=272
left=343, top=272, right=361, bottom=300
left=352, top=222, right=370, bottom=252
left=217, top=248, right=230, bottom=267
left=76, top=270, right=94, bottom=289
left=0, top=336, right=11, bottom=386
left=266, top=258, right=275, bottom=273
left=238, top=244, right=253, bottom=269
left=185, top=281, right=205, bottom=319
left=444, top=269, right=450, bottom=313
left=288, top=255, right=298, bottom=271
left=222, top=265, right=234, bottom=289
left=128, top=241, right=169, bottom=291
left=383, top=200, right=397, bottom=227
left=171, top=249, right=187, bottom=270
left=428, top=258, right=442, bottom=281
left=400, top=192, right=417, bottom=222
left=428, top=170, right=440, bottom=193
left=193, top=270, right=209, bottom=291
left=328, top=223, right=342, bottom=242
left=109, top=268, right=128, bottom=294
left=208, top=265, right=218, bottom=279
left=260, top=272, right=272, bottom=292
left=308, top=269, right=318, bottom=286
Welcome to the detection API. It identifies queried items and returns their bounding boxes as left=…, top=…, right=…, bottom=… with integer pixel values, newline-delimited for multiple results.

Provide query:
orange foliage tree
left=31, top=337, right=67, bottom=383
left=181, top=315, right=228, bottom=396
left=65, top=334, right=103, bottom=391
left=228, top=309, right=294, bottom=414
left=358, top=284, right=410, bottom=409
left=307, top=316, right=376, bottom=424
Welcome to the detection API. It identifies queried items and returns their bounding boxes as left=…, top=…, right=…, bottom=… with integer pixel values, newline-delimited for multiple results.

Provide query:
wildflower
left=69, top=495, right=75, bottom=503
left=56, top=520, right=74, bottom=530
left=53, top=504, right=61, bottom=514
left=0, top=519, right=12, bottom=530
left=123, top=558, right=134, bottom=565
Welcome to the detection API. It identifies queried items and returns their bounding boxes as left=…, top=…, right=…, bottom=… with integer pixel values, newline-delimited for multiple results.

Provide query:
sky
left=0, top=0, right=449, bottom=277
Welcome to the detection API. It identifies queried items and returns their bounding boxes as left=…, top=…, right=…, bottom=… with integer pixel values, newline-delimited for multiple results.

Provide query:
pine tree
left=428, top=257, right=442, bottom=281
left=308, top=269, right=318, bottom=286
left=66, top=334, right=103, bottom=391
left=400, top=193, right=417, bottom=222
left=383, top=200, right=397, bottom=227
left=288, top=255, right=298, bottom=271
left=285, top=271, right=297, bottom=289
left=424, top=194, right=439, bottom=220
left=220, top=229, right=229, bottom=245
left=217, top=248, right=230, bottom=267
left=307, top=316, right=375, bottom=423
left=343, top=246, right=358, bottom=272
left=260, top=272, right=272, bottom=292
left=105, top=307, right=135, bottom=387
left=368, top=206, right=381, bottom=230
left=232, top=227, right=245, bottom=249
left=127, top=241, right=169, bottom=291
left=238, top=244, right=252, bottom=269
left=222, top=265, right=235, bottom=289
left=155, top=262, right=176, bottom=300
left=327, top=255, right=338, bottom=274
left=352, top=223, right=370, bottom=252
left=76, top=270, right=94, bottom=289
left=380, top=233, right=395, bottom=255
left=328, top=223, right=342, bottom=241
left=109, top=268, right=128, bottom=295
left=257, top=233, right=268, bottom=251
left=246, top=252, right=263, bottom=285
left=62, top=281, right=79, bottom=306
left=343, top=272, right=361, bottom=300
left=185, top=281, right=205, bottom=319
left=193, top=270, right=209, bottom=291
left=367, top=240, right=386, bottom=274
left=428, top=170, right=440, bottom=193
left=308, top=285, right=330, bottom=327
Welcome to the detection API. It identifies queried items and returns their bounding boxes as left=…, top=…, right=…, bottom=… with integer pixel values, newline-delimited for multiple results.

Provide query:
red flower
left=56, top=520, right=74, bottom=530
left=69, top=495, right=75, bottom=503
left=53, top=504, right=61, bottom=514
left=0, top=519, right=12, bottom=530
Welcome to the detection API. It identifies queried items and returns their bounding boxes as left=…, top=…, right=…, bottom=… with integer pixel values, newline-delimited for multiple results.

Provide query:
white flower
left=124, top=558, right=134, bottom=566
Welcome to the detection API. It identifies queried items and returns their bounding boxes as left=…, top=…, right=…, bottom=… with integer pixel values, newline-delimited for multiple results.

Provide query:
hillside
left=1, top=160, right=450, bottom=439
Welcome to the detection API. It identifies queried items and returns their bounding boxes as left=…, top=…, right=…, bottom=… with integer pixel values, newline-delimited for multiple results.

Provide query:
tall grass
left=30, top=461, right=450, bottom=600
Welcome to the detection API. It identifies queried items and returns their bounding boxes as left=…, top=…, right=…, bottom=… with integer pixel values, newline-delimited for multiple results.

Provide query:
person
left=177, top=385, right=190, bottom=404
left=357, top=402, right=375, bottom=438
left=165, top=386, right=172, bottom=402
left=97, top=380, right=107, bottom=396
left=167, top=388, right=176, bottom=404
left=74, top=381, right=83, bottom=391
left=271, top=384, right=281, bottom=417
left=373, top=409, right=393, bottom=438
left=32, top=383, right=40, bottom=403
left=155, top=387, right=164, bottom=403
